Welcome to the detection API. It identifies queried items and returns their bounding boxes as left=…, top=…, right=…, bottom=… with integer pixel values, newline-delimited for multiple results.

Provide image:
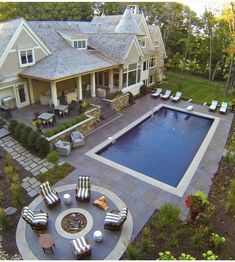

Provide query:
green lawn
left=162, top=71, right=234, bottom=105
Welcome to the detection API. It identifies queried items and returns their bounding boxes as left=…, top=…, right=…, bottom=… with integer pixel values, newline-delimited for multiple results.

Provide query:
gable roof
left=19, top=48, right=119, bottom=81
left=0, top=17, right=24, bottom=61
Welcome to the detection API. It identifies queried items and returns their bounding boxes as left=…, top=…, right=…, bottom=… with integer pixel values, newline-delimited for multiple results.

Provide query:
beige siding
left=126, top=42, right=140, bottom=63
left=139, top=20, right=153, bottom=50
left=0, top=86, right=16, bottom=107
left=57, top=78, right=77, bottom=96
left=0, top=52, right=21, bottom=77
left=31, top=79, right=50, bottom=101
left=12, top=28, right=38, bottom=49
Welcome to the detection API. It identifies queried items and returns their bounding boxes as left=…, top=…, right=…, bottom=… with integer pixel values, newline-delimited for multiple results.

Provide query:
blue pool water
left=97, top=107, right=213, bottom=187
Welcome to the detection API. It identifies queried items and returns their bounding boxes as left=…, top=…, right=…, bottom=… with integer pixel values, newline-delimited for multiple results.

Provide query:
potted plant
left=185, top=191, right=208, bottom=224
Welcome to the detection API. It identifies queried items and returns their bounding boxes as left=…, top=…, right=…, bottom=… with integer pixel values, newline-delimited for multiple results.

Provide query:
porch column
left=50, top=81, right=58, bottom=106
left=28, top=79, right=35, bottom=104
left=108, top=69, right=114, bottom=89
left=119, top=67, right=123, bottom=90
left=76, top=76, right=83, bottom=100
left=91, top=72, right=96, bottom=97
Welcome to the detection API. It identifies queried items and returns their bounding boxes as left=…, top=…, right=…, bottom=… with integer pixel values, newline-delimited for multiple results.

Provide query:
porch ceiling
left=19, top=48, right=120, bottom=82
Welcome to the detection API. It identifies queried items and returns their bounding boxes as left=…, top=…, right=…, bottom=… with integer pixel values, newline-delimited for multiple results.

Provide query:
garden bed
left=122, top=119, right=235, bottom=260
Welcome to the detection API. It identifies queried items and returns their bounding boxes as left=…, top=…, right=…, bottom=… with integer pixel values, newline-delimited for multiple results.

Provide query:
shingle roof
left=88, top=33, right=135, bottom=63
left=20, top=48, right=119, bottom=81
left=0, top=17, right=23, bottom=61
left=57, top=30, right=88, bottom=39
left=115, top=8, right=144, bottom=35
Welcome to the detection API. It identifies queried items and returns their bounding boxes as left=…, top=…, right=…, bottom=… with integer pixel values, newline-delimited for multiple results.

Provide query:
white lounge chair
left=151, top=88, right=162, bottom=98
left=160, top=90, right=171, bottom=100
left=209, top=100, right=218, bottom=111
left=219, top=102, right=228, bottom=114
left=171, top=92, right=182, bottom=102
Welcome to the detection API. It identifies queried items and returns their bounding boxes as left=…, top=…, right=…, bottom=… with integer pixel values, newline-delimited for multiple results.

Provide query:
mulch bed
left=122, top=119, right=235, bottom=260
left=0, top=147, right=32, bottom=256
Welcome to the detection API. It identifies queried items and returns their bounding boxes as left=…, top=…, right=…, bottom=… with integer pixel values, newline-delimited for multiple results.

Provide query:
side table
left=93, top=230, right=103, bottom=242
left=39, top=233, right=55, bottom=254
left=63, top=193, right=71, bottom=205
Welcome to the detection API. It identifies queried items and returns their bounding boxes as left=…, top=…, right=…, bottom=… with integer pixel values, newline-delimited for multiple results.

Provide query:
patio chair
left=219, top=102, right=228, bottom=114
left=55, top=140, right=71, bottom=156
left=70, top=131, right=85, bottom=148
left=39, top=181, right=61, bottom=208
left=21, top=206, right=48, bottom=231
left=151, top=88, right=162, bottom=98
left=209, top=100, right=218, bottom=111
left=71, top=236, right=92, bottom=259
left=104, top=207, right=128, bottom=231
left=75, top=176, right=90, bottom=202
left=160, top=90, right=171, bottom=100
left=171, top=91, right=182, bottom=102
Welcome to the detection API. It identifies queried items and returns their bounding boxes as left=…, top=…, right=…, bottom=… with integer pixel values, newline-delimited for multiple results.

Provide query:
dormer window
left=138, top=38, right=146, bottom=48
left=18, top=49, right=35, bottom=67
left=73, top=40, right=87, bottom=50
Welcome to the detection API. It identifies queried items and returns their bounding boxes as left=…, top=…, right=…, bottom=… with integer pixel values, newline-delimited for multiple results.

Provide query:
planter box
left=103, top=93, right=129, bottom=112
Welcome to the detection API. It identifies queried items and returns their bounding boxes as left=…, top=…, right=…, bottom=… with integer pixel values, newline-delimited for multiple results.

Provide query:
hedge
left=44, top=114, right=87, bottom=137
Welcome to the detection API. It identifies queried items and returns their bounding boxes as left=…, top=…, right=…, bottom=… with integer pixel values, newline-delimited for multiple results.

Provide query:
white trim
left=73, top=39, right=88, bottom=50
left=123, top=37, right=144, bottom=62
left=148, top=56, right=156, bottom=68
left=0, top=19, right=51, bottom=68
left=17, top=48, right=35, bottom=68
left=139, top=17, right=155, bottom=49
left=15, top=81, right=30, bottom=108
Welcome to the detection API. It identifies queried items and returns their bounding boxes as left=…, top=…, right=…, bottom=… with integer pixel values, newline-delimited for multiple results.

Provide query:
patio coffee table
left=39, top=233, right=55, bottom=254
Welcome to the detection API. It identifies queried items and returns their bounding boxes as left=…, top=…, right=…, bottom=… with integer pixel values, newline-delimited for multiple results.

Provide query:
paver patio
left=16, top=94, right=233, bottom=259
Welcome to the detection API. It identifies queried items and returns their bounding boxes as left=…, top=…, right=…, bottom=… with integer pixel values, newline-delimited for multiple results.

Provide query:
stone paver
left=39, top=167, right=48, bottom=174
left=0, top=128, right=10, bottom=138
left=28, top=190, right=38, bottom=198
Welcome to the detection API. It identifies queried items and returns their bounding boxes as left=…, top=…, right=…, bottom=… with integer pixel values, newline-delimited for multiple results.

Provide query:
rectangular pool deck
left=55, top=94, right=233, bottom=241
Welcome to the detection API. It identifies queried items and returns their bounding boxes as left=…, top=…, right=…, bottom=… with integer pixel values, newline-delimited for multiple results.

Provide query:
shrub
left=44, top=130, right=54, bottom=137
left=139, top=238, right=153, bottom=252
left=0, top=208, right=8, bottom=229
left=191, top=225, right=209, bottom=249
left=178, top=253, right=195, bottom=260
left=36, top=136, right=50, bottom=157
left=128, top=91, right=135, bottom=104
left=80, top=100, right=91, bottom=113
left=47, top=150, right=59, bottom=165
left=202, top=250, right=218, bottom=260
left=158, top=251, right=176, bottom=260
left=10, top=183, right=21, bottom=207
left=0, top=191, right=3, bottom=200
left=225, top=177, right=235, bottom=214
left=139, top=84, right=148, bottom=96
left=19, top=126, right=33, bottom=146
left=125, top=245, right=139, bottom=260
left=27, top=131, right=40, bottom=150
left=14, top=123, right=25, bottom=140
left=8, top=119, right=18, bottom=133
left=106, top=90, right=122, bottom=100
left=210, top=233, right=225, bottom=249
left=153, top=204, right=180, bottom=229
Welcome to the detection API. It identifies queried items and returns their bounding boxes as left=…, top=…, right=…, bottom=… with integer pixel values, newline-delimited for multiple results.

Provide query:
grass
left=37, top=163, right=75, bottom=185
left=162, top=71, right=234, bottom=105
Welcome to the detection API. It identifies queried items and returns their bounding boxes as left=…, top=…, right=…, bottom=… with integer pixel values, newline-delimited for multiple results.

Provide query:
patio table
left=39, top=233, right=55, bottom=254
left=37, top=112, right=54, bottom=127
left=54, top=105, right=68, bottom=117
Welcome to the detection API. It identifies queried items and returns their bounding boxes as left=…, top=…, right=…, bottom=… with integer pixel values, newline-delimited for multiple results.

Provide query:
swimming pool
left=86, top=105, right=220, bottom=196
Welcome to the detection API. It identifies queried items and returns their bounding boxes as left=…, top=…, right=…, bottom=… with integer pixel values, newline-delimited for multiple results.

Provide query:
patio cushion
left=77, top=188, right=89, bottom=200
left=39, top=181, right=60, bottom=208
left=71, top=236, right=92, bottom=258
left=76, top=176, right=90, bottom=202
left=104, top=207, right=128, bottom=226
left=21, top=206, right=48, bottom=229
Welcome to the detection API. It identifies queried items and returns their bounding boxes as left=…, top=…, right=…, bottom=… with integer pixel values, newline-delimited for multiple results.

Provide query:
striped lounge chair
left=71, top=236, right=92, bottom=259
left=39, top=181, right=61, bottom=208
left=75, top=176, right=91, bottom=202
left=21, top=206, right=48, bottom=231
left=104, top=207, right=128, bottom=231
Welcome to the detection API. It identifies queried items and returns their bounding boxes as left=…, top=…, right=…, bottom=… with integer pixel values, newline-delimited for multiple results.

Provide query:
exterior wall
left=56, top=78, right=77, bottom=97
left=31, top=79, right=50, bottom=101
left=12, top=28, right=39, bottom=49
left=0, top=52, right=21, bottom=77
left=0, top=86, right=16, bottom=107
left=126, top=41, right=140, bottom=63
left=139, top=20, right=152, bottom=50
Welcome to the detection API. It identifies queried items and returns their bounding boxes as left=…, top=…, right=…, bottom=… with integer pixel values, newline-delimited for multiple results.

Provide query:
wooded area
left=0, top=2, right=234, bottom=94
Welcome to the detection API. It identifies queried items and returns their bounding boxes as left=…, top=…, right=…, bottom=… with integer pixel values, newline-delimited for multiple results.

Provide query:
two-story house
left=0, top=5, right=166, bottom=109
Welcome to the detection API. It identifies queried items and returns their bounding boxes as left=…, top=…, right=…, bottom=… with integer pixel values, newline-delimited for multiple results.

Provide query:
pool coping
left=86, top=104, right=220, bottom=197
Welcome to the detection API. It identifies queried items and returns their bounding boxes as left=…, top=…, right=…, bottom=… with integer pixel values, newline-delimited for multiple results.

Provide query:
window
left=123, top=63, right=141, bottom=88
left=73, top=40, right=87, bottom=49
left=138, top=38, right=146, bottom=47
left=148, top=75, right=155, bottom=85
left=143, top=61, right=148, bottom=71
left=18, top=49, right=34, bottom=67
left=149, top=57, right=156, bottom=68
left=154, top=40, right=159, bottom=47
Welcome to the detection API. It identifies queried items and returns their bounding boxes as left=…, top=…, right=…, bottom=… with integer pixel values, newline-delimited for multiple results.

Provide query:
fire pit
left=61, top=212, right=87, bottom=234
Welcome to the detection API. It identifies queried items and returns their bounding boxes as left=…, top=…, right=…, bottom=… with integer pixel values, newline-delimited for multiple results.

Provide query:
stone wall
left=104, top=93, right=129, bottom=112
left=45, top=105, right=101, bottom=148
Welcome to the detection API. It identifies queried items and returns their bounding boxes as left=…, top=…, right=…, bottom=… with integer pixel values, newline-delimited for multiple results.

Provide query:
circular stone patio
left=16, top=184, right=133, bottom=260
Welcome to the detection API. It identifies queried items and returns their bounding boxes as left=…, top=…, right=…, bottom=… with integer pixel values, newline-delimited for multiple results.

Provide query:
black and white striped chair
left=21, top=206, right=48, bottom=231
left=104, top=207, right=128, bottom=231
left=75, top=176, right=90, bottom=202
left=71, top=236, right=92, bottom=259
left=39, top=181, right=61, bottom=208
